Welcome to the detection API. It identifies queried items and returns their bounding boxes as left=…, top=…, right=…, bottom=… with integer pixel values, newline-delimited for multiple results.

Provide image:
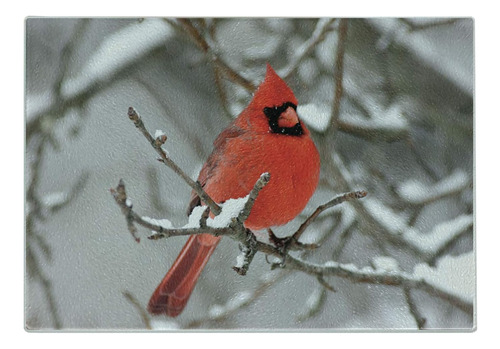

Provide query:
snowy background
left=25, top=18, right=474, bottom=331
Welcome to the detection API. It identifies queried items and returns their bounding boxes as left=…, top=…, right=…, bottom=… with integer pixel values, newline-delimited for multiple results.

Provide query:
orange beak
left=277, top=107, right=300, bottom=128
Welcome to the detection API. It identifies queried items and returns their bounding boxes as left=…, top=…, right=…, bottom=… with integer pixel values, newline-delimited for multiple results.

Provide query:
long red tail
left=147, top=234, right=220, bottom=317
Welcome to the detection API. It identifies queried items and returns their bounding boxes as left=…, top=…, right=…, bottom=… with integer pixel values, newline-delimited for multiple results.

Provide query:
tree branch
left=292, top=190, right=367, bottom=245
left=112, top=107, right=472, bottom=321
left=127, top=107, right=221, bottom=216
left=175, top=18, right=256, bottom=92
left=281, top=18, right=337, bottom=80
left=328, top=18, right=348, bottom=134
left=404, top=287, right=427, bottom=330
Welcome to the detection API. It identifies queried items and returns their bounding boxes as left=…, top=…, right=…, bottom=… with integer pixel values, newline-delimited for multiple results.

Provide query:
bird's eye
left=263, top=106, right=279, bottom=119
left=263, top=102, right=297, bottom=120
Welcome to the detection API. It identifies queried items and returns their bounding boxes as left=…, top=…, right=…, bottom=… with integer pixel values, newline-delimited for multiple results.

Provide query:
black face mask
left=263, top=102, right=303, bottom=136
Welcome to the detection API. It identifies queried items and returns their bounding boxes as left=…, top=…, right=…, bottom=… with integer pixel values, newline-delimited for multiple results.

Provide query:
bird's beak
left=277, top=107, right=300, bottom=128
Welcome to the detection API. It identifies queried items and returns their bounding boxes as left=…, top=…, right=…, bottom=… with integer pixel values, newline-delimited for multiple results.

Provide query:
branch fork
left=109, top=106, right=473, bottom=319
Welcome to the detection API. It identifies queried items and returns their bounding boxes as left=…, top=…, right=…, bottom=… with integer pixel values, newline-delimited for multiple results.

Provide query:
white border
left=6, top=1, right=498, bottom=348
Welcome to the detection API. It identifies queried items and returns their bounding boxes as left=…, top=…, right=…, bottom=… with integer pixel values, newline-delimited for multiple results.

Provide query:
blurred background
left=25, top=18, right=474, bottom=330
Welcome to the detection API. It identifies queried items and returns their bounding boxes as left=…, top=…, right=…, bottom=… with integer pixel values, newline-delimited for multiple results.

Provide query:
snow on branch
left=110, top=106, right=472, bottom=319
left=363, top=197, right=473, bottom=257
left=337, top=103, right=410, bottom=142
left=397, top=170, right=470, bottom=205
left=127, top=107, right=221, bottom=216
left=62, top=19, right=175, bottom=99
left=287, top=254, right=473, bottom=315
left=413, top=251, right=475, bottom=306
left=405, top=214, right=473, bottom=256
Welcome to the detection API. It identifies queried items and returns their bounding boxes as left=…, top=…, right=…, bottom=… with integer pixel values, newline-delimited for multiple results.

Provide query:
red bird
left=147, top=64, right=320, bottom=317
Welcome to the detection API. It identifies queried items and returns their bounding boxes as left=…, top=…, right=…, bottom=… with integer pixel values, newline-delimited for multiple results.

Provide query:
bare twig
left=399, top=18, right=460, bottom=33
left=237, top=173, right=271, bottom=223
left=292, top=190, right=367, bottom=244
left=404, top=287, right=427, bottom=329
left=184, top=271, right=289, bottom=329
left=175, top=19, right=256, bottom=92
left=25, top=245, right=62, bottom=329
left=114, top=105, right=472, bottom=321
left=110, top=179, right=227, bottom=241
left=123, top=291, right=152, bottom=330
left=426, top=226, right=473, bottom=266
left=127, top=107, right=221, bottom=216
left=282, top=18, right=337, bottom=80
left=280, top=254, right=473, bottom=316
left=111, top=177, right=472, bottom=317
left=328, top=18, right=348, bottom=134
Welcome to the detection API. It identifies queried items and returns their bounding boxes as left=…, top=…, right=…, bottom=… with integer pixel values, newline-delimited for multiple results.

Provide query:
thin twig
left=184, top=271, right=289, bottom=329
left=328, top=18, right=348, bottom=134
left=110, top=178, right=472, bottom=318
left=426, top=226, right=473, bottom=266
left=127, top=107, right=221, bottom=216
left=237, top=173, right=271, bottom=223
left=292, top=190, right=367, bottom=243
left=404, top=287, right=427, bottom=329
left=282, top=18, right=337, bottom=80
left=25, top=245, right=62, bottom=329
left=280, top=253, right=473, bottom=316
left=110, top=179, right=228, bottom=241
left=176, top=19, right=256, bottom=92
left=123, top=291, right=152, bottom=330
left=399, top=18, right=460, bottom=33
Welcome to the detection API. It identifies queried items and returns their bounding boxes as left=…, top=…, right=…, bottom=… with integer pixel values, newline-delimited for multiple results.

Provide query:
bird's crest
left=249, top=64, right=298, bottom=110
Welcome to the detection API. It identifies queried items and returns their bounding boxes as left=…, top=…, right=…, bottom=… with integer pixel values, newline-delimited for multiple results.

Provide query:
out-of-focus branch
left=146, top=167, right=169, bottom=213
left=404, top=287, right=427, bottom=330
left=175, top=18, right=256, bottom=92
left=426, top=225, right=472, bottom=266
left=25, top=245, right=62, bottom=329
left=337, top=119, right=409, bottom=142
left=281, top=18, right=337, bottom=80
left=328, top=18, right=348, bottom=135
left=123, top=291, right=152, bottom=330
left=112, top=108, right=472, bottom=318
left=323, top=149, right=429, bottom=260
left=399, top=18, right=461, bottom=33
left=185, top=203, right=356, bottom=328
left=281, top=254, right=473, bottom=316
left=184, top=271, right=289, bottom=329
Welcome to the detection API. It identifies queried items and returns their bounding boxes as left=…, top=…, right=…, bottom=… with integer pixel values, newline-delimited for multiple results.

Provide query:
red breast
left=200, top=64, right=320, bottom=230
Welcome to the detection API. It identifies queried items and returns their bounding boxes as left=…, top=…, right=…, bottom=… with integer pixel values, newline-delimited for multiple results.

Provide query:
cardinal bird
left=147, top=64, right=320, bottom=317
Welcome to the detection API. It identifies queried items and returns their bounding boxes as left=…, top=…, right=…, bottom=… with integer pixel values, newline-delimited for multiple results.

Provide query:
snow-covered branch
left=127, top=106, right=222, bottom=216
left=283, top=253, right=473, bottom=316
left=111, top=107, right=472, bottom=320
